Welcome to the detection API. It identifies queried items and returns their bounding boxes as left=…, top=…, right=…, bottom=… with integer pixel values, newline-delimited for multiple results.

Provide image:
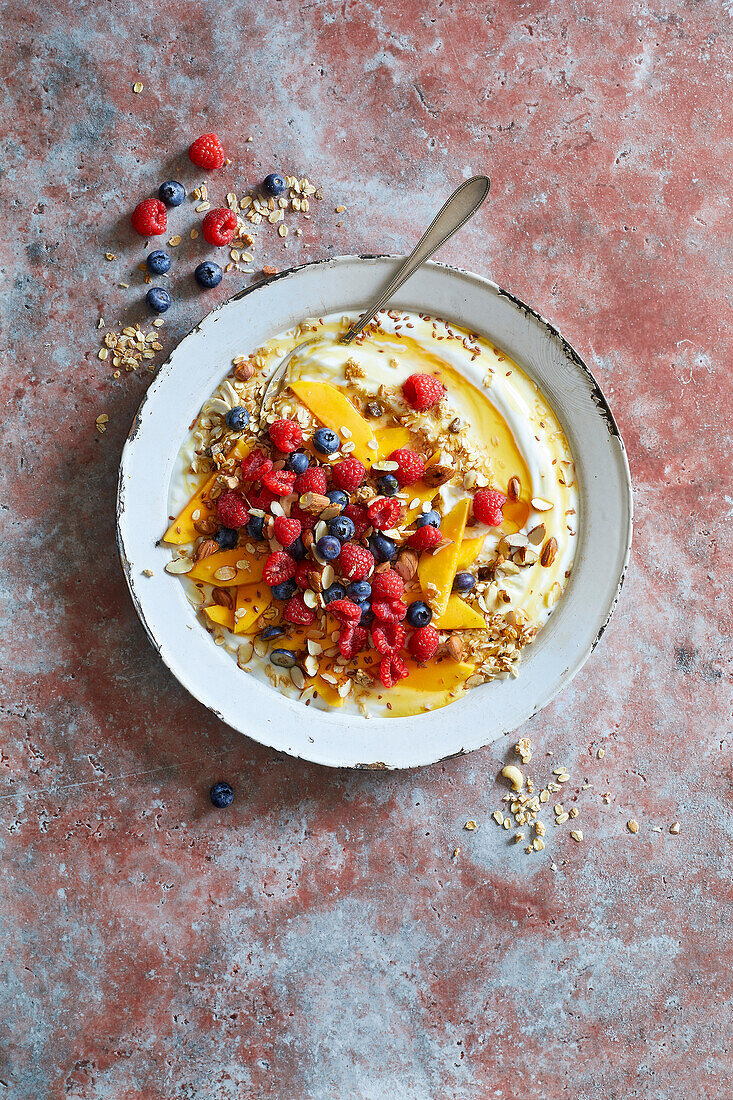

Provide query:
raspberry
left=246, top=486, right=277, bottom=511
left=283, top=592, right=316, bottom=626
left=294, top=560, right=315, bottom=590
left=263, top=551, right=297, bottom=586
left=269, top=419, right=303, bottom=454
left=240, top=449, right=272, bottom=481
left=408, top=526, right=443, bottom=551
left=215, top=490, right=249, bottom=529
left=372, top=620, right=406, bottom=656
left=290, top=503, right=318, bottom=532
left=473, top=489, right=506, bottom=527
left=202, top=208, right=238, bottom=246
left=408, top=624, right=440, bottom=662
left=388, top=448, right=426, bottom=487
left=367, top=497, right=402, bottom=531
left=188, top=132, right=226, bottom=170
left=331, top=458, right=366, bottom=491
left=328, top=599, right=362, bottom=624
left=402, top=373, right=446, bottom=411
left=294, top=467, right=328, bottom=495
left=372, top=599, right=407, bottom=622
left=131, top=198, right=167, bottom=237
left=344, top=504, right=370, bottom=539
left=370, top=569, right=404, bottom=601
left=378, top=654, right=409, bottom=688
left=262, top=467, right=297, bottom=496
left=338, top=624, right=368, bottom=659
left=338, top=543, right=374, bottom=582
left=273, top=516, right=301, bottom=547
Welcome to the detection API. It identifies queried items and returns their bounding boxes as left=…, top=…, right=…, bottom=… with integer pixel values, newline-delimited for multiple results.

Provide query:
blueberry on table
left=216, top=526, right=238, bottom=550
left=158, top=180, right=186, bottom=206
left=346, top=580, right=371, bottom=602
left=287, top=451, right=310, bottom=475
left=326, top=489, right=349, bottom=511
left=453, top=571, right=476, bottom=593
left=263, top=173, right=286, bottom=196
left=407, top=600, right=433, bottom=627
left=313, top=428, right=340, bottom=455
left=146, top=287, right=171, bottom=313
left=246, top=515, right=265, bottom=540
left=416, top=509, right=441, bottom=529
left=194, top=260, right=223, bottom=289
left=272, top=578, right=297, bottom=600
left=225, top=406, right=250, bottom=432
left=316, top=535, right=341, bottom=560
left=145, top=249, right=171, bottom=275
left=323, top=583, right=346, bottom=604
left=377, top=474, right=399, bottom=497
left=328, top=515, right=355, bottom=542
left=368, top=533, right=397, bottom=562
left=210, top=781, right=234, bottom=808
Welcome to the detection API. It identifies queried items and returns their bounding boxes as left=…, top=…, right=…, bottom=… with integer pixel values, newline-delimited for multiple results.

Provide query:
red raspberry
left=388, top=448, right=425, bottom=487
left=408, top=526, right=443, bottom=552
left=262, top=467, right=297, bottom=496
left=131, top=198, right=167, bottom=237
left=273, top=516, right=301, bottom=547
left=240, top=449, right=271, bottom=481
left=408, top=624, right=440, bottom=662
left=294, top=467, right=327, bottom=495
left=269, top=419, right=303, bottom=454
left=202, top=208, right=238, bottom=246
left=188, top=132, right=226, bottom=170
left=295, top=560, right=316, bottom=590
left=473, top=489, right=507, bottom=527
left=263, top=551, right=297, bottom=586
left=328, top=599, right=362, bottom=624
left=338, top=543, right=374, bottom=582
left=331, top=458, right=366, bottom=491
left=367, top=497, right=402, bottom=531
left=372, top=620, right=406, bottom=656
left=290, top=503, right=317, bottom=532
left=379, top=654, right=409, bottom=688
left=372, top=599, right=407, bottom=623
left=216, top=490, right=249, bottom=529
left=246, top=486, right=277, bottom=511
left=344, top=504, right=370, bottom=539
left=338, top=624, right=369, bottom=659
left=370, top=569, right=404, bottom=601
left=283, top=592, right=316, bottom=626
left=402, top=373, right=446, bottom=411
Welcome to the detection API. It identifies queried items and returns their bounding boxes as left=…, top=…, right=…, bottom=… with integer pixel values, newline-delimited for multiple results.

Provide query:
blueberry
left=316, top=535, right=341, bottom=560
left=323, top=583, right=346, bottom=604
left=210, top=781, right=234, bottom=808
left=146, top=287, right=171, bottom=314
left=261, top=625, right=285, bottom=640
left=368, top=533, right=397, bottom=562
left=272, top=578, right=297, bottom=600
left=407, top=600, right=433, bottom=628
left=225, top=406, right=250, bottom=432
left=145, top=249, right=171, bottom=275
left=246, top=515, right=265, bottom=540
left=416, top=509, right=441, bottom=529
left=377, top=474, right=399, bottom=497
left=288, top=536, right=307, bottom=561
left=453, top=571, right=476, bottom=593
left=313, top=428, right=340, bottom=455
left=287, top=451, right=310, bottom=475
left=194, top=260, right=223, bottom=289
left=263, top=172, right=286, bottom=196
left=356, top=600, right=373, bottom=625
left=346, top=580, right=371, bottom=602
left=326, top=489, right=349, bottom=511
left=270, top=648, right=296, bottom=668
left=158, top=180, right=186, bottom=206
left=328, top=515, right=355, bottom=542
left=216, top=526, right=238, bottom=550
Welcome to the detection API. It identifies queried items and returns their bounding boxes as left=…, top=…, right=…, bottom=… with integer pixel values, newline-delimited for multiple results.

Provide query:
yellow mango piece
left=163, top=438, right=251, bottom=544
left=233, top=582, right=273, bottom=635
left=375, top=425, right=411, bottom=461
left=455, top=536, right=485, bottom=572
left=188, top=547, right=264, bottom=587
left=385, top=658, right=476, bottom=716
left=289, top=380, right=376, bottom=463
left=417, top=498, right=470, bottom=616
left=403, top=481, right=441, bottom=524
left=433, top=595, right=486, bottom=630
left=204, top=604, right=235, bottom=630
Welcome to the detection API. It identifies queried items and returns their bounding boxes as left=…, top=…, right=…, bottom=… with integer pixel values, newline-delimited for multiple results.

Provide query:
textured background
left=2, top=1, right=732, bottom=1097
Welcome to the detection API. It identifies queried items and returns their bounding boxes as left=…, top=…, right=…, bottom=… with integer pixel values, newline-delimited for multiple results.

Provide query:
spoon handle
left=340, top=174, right=490, bottom=345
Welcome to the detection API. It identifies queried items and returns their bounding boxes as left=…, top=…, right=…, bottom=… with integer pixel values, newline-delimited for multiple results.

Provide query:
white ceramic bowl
left=117, top=256, right=632, bottom=769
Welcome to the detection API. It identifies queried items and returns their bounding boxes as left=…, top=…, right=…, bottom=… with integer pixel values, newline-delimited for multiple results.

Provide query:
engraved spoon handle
left=340, top=174, right=490, bottom=345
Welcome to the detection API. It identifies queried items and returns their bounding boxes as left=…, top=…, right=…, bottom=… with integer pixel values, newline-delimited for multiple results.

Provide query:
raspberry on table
left=263, top=551, right=297, bottom=586
left=370, top=569, right=404, bottom=602
left=338, top=543, right=374, bottom=582
left=283, top=593, right=316, bottom=626
left=188, top=132, right=226, bottom=170
left=202, top=208, right=238, bottom=246
left=344, top=504, right=370, bottom=539
left=473, top=488, right=507, bottom=527
left=402, top=373, right=446, bottom=411
left=294, top=467, right=328, bottom=495
left=328, top=599, right=362, bottom=624
left=408, top=525, right=443, bottom=552
left=338, top=624, right=368, bottom=659
left=262, top=467, right=297, bottom=496
left=131, top=198, right=167, bottom=237
left=408, top=624, right=440, bottom=662
left=367, top=497, right=402, bottom=531
left=331, top=458, right=366, bottom=491
left=388, top=448, right=426, bottom=487
left=216, top=490, right=249, bottom=529
left=273, top=516, right=301, bottom=547
left=378, top=654, right=409, bottom=688
left=371, top=599, right=407, bottom=622
left=371, top=620, right=406, bottom=656
left=269, top=418, right=303, bottom=454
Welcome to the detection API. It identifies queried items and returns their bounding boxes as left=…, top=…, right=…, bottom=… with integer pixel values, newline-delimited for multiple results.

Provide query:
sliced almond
left=213, top=566, right=238, bottom=582
left=165, top=557, right=194, bottom=574
left=237, top=642, right=253, bottom=667
left=527, top=523, right=546, bottom=545
left=531, top=497, right=553, bottom=512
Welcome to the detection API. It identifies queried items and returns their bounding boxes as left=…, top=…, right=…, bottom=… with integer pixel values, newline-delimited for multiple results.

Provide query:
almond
left=212, top=588, right=233, bottom=609
left=527, top=523, right=546, bottom=545
left=423, top=465, right=454, bottom=489
left=299, top=491, right=331, bottom=514
left=302, top=529, right=315, bottom=550
left=196, top=539, right=220, bottom=561
left=394, top=549, right=419, bottom=580
left=508, top=476, right=521, bottom=502
left=194, top=516, right=220, bottom=536
left=446, top=635, right=464, bottom=661
left=540, top=537, right=558, bottom=567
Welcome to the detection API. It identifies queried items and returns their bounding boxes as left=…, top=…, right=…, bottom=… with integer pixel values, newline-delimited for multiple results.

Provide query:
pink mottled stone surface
left=1, top=2, right=731, bottom=1097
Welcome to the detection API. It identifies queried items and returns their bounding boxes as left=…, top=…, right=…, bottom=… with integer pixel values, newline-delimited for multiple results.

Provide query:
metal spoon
left=259, top=174, right=490, bottom=415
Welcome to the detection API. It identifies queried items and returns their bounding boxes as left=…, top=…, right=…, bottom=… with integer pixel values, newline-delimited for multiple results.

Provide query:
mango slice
left=433, top=595, right=486, bottom=630
left=204, top=604, right=235, bottom=630
left=164, top=438, right=251, bottom=545
left=289, top=380, right=376, bottom=463
left=375, top=425, right=411, bottom=461
left=417, top=497, right=470, bottom=616
left=188, top=547, right=264, bottom=587
left=385, top=657, right=476, bottom=716
left=455, top=536, right=485, bottom=572
left=233, top=582, right=273, bottom=635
